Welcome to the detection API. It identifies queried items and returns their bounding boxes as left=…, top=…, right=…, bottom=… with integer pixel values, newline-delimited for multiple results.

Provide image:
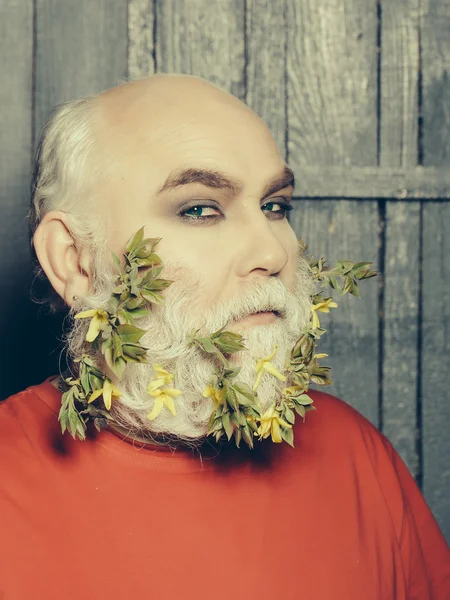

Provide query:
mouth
left=232, top=310, right=282, bottom=326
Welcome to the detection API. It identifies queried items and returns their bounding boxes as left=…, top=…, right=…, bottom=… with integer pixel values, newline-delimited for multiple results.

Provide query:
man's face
left=96, top=77, right=299, bottom=318
left=68, top=77, right=313, bottom=442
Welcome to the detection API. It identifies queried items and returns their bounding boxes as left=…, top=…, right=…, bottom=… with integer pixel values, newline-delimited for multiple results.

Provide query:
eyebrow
left=157, top=165, right=295, bottom=198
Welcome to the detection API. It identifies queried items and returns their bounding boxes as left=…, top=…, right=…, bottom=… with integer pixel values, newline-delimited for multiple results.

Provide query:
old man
left=1, top=74, right=448, bottom=599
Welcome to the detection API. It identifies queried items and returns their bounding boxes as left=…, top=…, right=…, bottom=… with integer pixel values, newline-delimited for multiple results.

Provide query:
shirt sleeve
left=380, top=435, right=450, bottom=599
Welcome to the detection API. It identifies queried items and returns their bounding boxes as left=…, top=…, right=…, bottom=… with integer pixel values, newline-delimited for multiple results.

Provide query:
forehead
left=97, top=90, right=284, bottom=189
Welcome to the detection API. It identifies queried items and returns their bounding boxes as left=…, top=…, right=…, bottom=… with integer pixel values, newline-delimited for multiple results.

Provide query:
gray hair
left=29, top=94, right=110, bottom=310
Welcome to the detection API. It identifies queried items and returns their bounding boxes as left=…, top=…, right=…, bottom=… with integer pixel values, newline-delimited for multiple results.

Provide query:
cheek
left=156, top=229, right=231, bottom=303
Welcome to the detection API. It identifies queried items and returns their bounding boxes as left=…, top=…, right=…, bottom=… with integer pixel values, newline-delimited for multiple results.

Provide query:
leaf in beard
left=242, top=426, right=254, bottom=449
left=222, top=412, right=234, bottom=440
left=233, top=382, right=257, bottom=404
left=116, top=324, right=147, bottom=343
left=125, top=226, right=144, bottom=254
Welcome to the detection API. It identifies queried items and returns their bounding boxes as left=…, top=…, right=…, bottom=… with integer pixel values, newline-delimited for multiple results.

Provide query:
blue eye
left=178, top=199, right=293, bottom=223
left=179, top=205, right=221, bottom=222
left=262, top=201, right=294, bottom=219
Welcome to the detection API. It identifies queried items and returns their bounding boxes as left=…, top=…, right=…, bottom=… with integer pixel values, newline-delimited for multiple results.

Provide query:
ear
left=33, top=211, right=93, bottom=308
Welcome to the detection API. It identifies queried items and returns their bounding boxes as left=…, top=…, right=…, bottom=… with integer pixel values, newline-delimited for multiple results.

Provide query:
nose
left=233, top=215, right=290, bottom=280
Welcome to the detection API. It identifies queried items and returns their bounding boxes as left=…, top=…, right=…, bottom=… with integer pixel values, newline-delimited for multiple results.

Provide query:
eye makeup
left=176, top=197, right=293, bottom=224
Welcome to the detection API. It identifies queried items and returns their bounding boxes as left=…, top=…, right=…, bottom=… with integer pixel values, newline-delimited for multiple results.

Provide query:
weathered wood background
left=1, top=0, right=449, bottom=541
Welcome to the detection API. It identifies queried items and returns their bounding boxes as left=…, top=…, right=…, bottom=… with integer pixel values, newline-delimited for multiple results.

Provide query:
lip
left=234, top=311, right=280, bottom=326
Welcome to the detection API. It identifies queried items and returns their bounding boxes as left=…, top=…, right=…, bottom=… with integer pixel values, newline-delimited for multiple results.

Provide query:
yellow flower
left=147, top=387, right=182, bottom=420
left=147, top=378, right=166, bottom=394
left=253, top=345, right=287, bottom=391
left=152, top=364, right=174, bottom=384
left=257, top=406, right=292, bottom=443
left=311, top=299, right=338, bottom=330
left=74, top=309, right=109, bottom=342
left=147, top=365, right=182, bottom=420
left=283, top=385, right=304, bottom=397
left=88, top=378, right=122, bottom=410
left=203, top=385, right=225, bottom=407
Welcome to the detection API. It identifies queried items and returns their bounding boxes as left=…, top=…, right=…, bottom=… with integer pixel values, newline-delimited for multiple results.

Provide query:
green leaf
left=140, top=266, right=163, bottom=286
left=284, top=406, right=295, bottom=424
left=281, top=427, right=295, bottom=447
left=310, top=374, right=333, bottom=386
left=143, top=278, right=173, bottom=292
left=125, top=296, right=145, bottom=310
left=197, top=337, right=218, bottom=355
left=327, top=275, right=342, bottom=291
left=122, top=344, right=148, bottom=362
left=135, top=241, right=158, bottom=259
left=222, top=412, right=233, bottom=441
left=238, top=412, right=248, bottom=427
left=135, top=253, right=162, bottom=267
left=226, top=388, right=239, bottom=412
left=112, top=253, right=122, bottom=270
left=140, top=290, right=164, bottom=305
left=223, top=367, right=241, bottom=379
left=335, top=259, right=354, bottom=274
left=127, top=307, right=150, bottom=319
left=111, top=332, right=123, bottom=363
left=110, top=356, right=126, bottom=379
left=125, top=227, right=144, bottom=254
left=88, top=374, right=104, bottom=391
left=234, top=428, right=242, bottom=448
left=295, top=394, right=314, bottom=406
left=230, top=410, right=240, bottom=427
left=116, top=324, right=146, bottom=343
left=294, top=404, right=306, bottom=419
left=107, top=296, right=120, bottom=314
left=214, top=331, right=247, bottom=354
left=67, top=402, right=86, bottom=440
left=80, top=369, right=90, bottom=396
left=242, top=426, right=254, bottom=449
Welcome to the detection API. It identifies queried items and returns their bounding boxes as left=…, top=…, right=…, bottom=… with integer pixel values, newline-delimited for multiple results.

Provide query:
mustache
left=200, top=277, right=298, bottom=331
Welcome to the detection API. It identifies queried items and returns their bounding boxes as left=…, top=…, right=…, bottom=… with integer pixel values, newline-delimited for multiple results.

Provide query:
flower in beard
left=88, top=377, right=122, bottom=410
left=147, top=364, right=183, bottom=420
left=253, top=345, right=287, bottom=391
left=310, top=297, right=338, bottom=330
left=257, top=406, right=292, bottom=443
left=75, top=308, right=109, bottom=342
left=202, top=384, right=225, bottom=407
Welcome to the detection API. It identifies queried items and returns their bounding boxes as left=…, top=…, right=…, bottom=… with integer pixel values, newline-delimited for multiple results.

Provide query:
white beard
left=66, top=255, right=315, bottom=444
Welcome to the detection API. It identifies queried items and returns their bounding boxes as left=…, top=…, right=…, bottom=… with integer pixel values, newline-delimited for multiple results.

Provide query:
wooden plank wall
left=0, top=0, right=449, bottom=541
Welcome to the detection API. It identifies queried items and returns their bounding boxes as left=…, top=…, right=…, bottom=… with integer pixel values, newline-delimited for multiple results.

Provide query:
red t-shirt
left=0, top=378, right=448, bottom=599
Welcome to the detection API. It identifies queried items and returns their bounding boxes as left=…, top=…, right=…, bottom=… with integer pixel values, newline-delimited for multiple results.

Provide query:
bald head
left=99, top=74, right=249, bottom=120
left=92, top=75, right=279, bottom=195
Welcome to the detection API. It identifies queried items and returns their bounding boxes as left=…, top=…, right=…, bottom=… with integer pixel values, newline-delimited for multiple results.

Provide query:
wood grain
left=379, top=0, right=421, bottom=478
left=290, top=200, right=379, bottom=424
left=0, top=0, right=34, bottom=399
left=34, top=0, right=128, bottom=138
left=156, top=0, right=246, bottom=98
left=286, top=0, right=380, bottom=424
left=287, top=0, right=378, bottom=167
left=287, top=165, right=450, bottom=199
left=245, top=0, right=287, bottom=155
left=128, top=0, right=156, bottom=79
left=421, top=0, right=450, bottom=542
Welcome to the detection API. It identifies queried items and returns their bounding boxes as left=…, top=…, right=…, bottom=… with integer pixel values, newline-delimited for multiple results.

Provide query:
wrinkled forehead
left=94, top=82, right=283, bottom=192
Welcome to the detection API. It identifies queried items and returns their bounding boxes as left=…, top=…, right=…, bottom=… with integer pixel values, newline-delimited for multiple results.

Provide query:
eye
left=261, top=199, right=294, bottom=219
left=178, top=203, right=222, bottom=222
